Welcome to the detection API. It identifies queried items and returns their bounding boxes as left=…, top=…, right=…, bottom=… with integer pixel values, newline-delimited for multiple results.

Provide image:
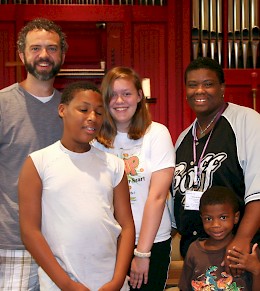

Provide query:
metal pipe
left=241, top=0, right=249, bottom=68
left=217, top=0, right=223, bottom=64
left=210, top=0, right=217, bottom=32
left=251, top=40, right=259, bottom=69
left=251, top=0, right=260, bottom=69
left=192, top=0, right=200, bottom=29
left=234, top=0, right=241, bottom=68
left=228, top=0, right=233, bottom=33
left=201, top=0, right=209, bottom=31
left=192, top=0, right=200, bottom=60
left=210, top=0, right=217, bottom=60
left=217, top=0, right=222, bottom=33
left=251, top=72, right=258, bottom=111
left=251, top=0, right=259, bottom=29
left=242, top=0, right=249, bottom=30
left=234, top=0, right=241, bottom=32
left=228, top=0, right=234, bottom=67
left=201, top=0, right=209, bottom=57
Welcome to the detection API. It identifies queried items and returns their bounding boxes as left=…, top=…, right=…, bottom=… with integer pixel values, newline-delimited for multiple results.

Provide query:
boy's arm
left=227, top=243, right=260, bottom=291
left=18, top=157, right=89, bottom=291
left=99, top=172, right=135, bottom=291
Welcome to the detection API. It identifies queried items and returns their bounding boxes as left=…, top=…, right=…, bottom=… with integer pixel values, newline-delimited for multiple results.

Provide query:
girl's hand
left=130, top=257, right=150, bottom=289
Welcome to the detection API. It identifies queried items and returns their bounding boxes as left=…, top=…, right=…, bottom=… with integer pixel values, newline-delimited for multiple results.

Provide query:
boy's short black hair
left=61, top=81, right=101, bottom=105
left=199, top=186, right=239, bottom=213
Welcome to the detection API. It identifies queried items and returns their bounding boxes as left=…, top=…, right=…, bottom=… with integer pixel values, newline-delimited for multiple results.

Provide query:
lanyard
left=192, top=127, right=213, bottom=186
left=192, top=104, right=227, bottom=187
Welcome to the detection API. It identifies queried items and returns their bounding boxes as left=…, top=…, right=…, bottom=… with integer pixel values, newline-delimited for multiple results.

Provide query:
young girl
left=93, top=67, right=175, bottom=290
left=18, top=81, right=135, bottom=291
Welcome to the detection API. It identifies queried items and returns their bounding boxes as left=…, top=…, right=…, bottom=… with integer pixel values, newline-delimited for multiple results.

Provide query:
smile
left=38, top=62, right=50, bottom=67
left=83, top=126, right=96, bottom=132
left=114, top=107, right=127, bottom=111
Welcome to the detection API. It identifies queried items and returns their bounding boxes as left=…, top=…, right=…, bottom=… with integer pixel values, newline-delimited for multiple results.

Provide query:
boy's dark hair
left=184, top=57, right=225, bottom=84
left=199, top=186, right=239, bottom=213
left=61, top=81, right=101, bottom=105
left=17, top=18, right=68, bottom=54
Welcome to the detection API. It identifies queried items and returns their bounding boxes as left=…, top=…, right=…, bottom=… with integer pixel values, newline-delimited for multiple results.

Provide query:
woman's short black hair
left=184, top=57, right=225, bottom=84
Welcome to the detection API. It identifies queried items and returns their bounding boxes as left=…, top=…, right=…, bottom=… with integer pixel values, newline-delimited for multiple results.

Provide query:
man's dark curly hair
left=17, top=18, right=68, bottom=54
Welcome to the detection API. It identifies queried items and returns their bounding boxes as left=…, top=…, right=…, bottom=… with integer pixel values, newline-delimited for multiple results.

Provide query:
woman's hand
left=223, top=238, right=250, bottom=277
left=227, top=243, right=260, bottom=276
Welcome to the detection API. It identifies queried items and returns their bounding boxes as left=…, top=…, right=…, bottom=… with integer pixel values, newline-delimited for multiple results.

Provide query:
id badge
left=184, top=190, right=203, bottom=211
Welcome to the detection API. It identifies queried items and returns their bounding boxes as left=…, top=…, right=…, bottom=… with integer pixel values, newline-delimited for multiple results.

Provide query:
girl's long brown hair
left=97, top=66, right=152, bottom=148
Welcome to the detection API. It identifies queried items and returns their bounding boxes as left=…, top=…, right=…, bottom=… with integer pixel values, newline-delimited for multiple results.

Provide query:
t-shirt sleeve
left=111, top=155, right=125, bottom=188
left=224, top=104, right=260, bottom=203
left=149, top=123, right=175, bottom=172
left=29, top=150, right=43, bottom=178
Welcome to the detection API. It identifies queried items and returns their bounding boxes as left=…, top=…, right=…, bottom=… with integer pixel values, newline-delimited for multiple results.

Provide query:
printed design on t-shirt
left=123, top=153, right=145, bottom=182
left=192, top=265, right=242, bottom=290
left=174, top=152, right=227, bottom=205
left=121, top=153, right=145, bottom=202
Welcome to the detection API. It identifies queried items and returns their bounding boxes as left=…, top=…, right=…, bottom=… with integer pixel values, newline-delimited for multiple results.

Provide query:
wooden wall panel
left=224, top=69, right=260, bottom=111
left=54, top=22, right=107, bottom=90
left=58, top=22, right=106, bottom=68
left=167, top=0, right=192, bottom=142
left=106, top=23, right=124, bottom=68
left=133, top=23, right=167, bottom=125
left=0, top=22, right=16, bottom=89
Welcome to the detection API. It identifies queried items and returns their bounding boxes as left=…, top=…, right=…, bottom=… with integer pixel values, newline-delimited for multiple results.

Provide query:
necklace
left=197, top=112, right=219, bottom=137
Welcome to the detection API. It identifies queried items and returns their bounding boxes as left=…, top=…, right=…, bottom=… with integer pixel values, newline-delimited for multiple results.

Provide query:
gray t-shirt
left=0, top=83, right=63, bottom=249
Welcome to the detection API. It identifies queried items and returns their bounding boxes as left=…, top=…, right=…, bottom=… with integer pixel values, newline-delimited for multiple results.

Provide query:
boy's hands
left=63, top=280, right=90, bottom=291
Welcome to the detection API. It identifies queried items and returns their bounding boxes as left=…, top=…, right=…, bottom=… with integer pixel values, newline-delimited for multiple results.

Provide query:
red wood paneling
left=59, top=22, right=106, bottom=67
left=106, top=23, right=124, bottom=68
left=133, top=23, right=167, bottom=125
left=0, top=22, right=16, bottom=89
left=224, top=69, right=260, bottom=111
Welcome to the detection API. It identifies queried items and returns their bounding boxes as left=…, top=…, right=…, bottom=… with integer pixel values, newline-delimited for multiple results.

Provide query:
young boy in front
left=179, top=186, right=260, bottom=291
left=18, top=82, right=135, bottom=291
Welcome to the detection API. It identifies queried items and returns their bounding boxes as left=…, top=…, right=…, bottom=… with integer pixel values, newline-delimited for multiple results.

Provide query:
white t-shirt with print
left=93, top=122, right=175, bottom=244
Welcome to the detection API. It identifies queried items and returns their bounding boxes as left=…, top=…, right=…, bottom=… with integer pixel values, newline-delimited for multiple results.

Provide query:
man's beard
left=24, top=57, right=62, bottom=81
